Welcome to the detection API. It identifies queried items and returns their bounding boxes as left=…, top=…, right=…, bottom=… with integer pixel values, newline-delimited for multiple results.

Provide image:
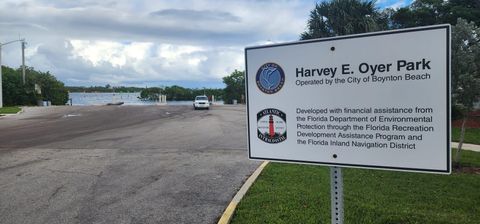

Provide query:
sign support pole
left=330, top=166, right=344, bottom=224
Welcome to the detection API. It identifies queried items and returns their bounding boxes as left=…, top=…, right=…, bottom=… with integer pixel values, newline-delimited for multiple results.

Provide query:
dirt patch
left=452, top=117, right=480, bottom=128
left=454, top=166, right=480, bottom=174
left=452, top=110, right=480, bottom=128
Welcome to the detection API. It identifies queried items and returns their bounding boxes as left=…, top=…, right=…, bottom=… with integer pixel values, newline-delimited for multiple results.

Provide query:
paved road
left=0, top=105, right=259, bottom=224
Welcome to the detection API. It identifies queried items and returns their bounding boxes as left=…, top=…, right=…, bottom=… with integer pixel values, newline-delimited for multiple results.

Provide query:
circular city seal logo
left=256, top=62, right=285, bottom=94
left=257, top=108, right=287, bottom=144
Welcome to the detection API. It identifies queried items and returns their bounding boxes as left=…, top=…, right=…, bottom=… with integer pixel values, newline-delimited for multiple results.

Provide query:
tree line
left=68, top=84, right=225, bottom=101
left=137, top=70, right=245, bottom=104
left=66, top=85, right=144, bottom=93
left=139, top=85, right=224, bottom=101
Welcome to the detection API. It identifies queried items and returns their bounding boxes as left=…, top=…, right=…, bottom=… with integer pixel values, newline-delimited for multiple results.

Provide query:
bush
left=452, top=104, right=464, bottom=120
left=139, top=87, right=163, bottom=101
left=223, top=70, right=245, bottom=104
left=2, top=65, right=68, bottom=106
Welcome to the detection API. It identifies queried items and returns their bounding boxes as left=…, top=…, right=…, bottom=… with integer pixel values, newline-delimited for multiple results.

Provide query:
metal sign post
left=330, top=166, right=344, bottom=224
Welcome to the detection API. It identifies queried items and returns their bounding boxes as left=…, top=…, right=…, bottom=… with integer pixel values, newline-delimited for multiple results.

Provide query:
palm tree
left=301, top=0, right=388, bottom=40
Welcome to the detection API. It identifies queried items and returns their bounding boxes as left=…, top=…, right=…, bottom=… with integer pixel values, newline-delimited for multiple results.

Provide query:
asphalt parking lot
left=0, top=105, right=259, bottom=224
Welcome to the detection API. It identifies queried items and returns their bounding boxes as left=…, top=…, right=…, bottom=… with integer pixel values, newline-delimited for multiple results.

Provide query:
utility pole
left=22, top=40, right=26, bottom=84
left=0, top=38, right=26, bottom=108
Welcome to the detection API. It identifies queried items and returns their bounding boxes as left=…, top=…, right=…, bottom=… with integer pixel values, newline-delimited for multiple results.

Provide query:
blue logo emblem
left=256, top=62, right=285, bottom=94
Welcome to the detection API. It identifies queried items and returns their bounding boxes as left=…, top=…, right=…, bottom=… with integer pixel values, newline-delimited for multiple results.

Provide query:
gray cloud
left=150, top=9, right=241, bottom=22
left=0, top=4, right=257, bottom=46
left=0, top=0, right=313, bottom=87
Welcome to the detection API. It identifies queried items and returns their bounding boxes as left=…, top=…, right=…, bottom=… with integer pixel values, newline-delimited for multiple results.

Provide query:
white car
left=193, top=95, right=210, bottom=110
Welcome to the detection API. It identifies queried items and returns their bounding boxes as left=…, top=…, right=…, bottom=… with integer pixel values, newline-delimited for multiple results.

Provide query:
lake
left=69, top=92, right=223, bottom=106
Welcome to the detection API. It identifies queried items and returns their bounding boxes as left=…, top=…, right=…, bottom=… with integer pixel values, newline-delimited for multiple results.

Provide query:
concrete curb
left=452, top=142, right=480, bottom=152
left=217, top=161, right=269, bottom=224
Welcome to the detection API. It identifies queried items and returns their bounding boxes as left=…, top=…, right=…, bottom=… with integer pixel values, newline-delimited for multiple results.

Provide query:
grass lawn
left=231, top=150, right=480, bottom=224
left=452, top=127, right=480, bottom=145
left=0, top=106, right=21, bottom=114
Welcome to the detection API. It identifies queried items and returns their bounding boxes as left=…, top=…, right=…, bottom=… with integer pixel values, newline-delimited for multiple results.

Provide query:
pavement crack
left=48, top=184, right=65, bottom=201
left=45, top=168, right=97, bottom=176
left=0, top=158, right=49, bottom=172
left=125, top=173, right=164, bottom=197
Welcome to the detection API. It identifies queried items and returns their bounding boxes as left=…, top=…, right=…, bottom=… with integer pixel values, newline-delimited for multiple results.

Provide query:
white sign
left=246, top=25, right=451, bottom=174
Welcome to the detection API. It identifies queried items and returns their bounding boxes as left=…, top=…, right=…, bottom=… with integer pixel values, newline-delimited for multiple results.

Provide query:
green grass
left=452, top=127, right=480, bottom=145
left=231, top=151, right=480, bottom=224
left=0, top=106, right=21, bottom=114
left=458, top=150, right=480, bottom=167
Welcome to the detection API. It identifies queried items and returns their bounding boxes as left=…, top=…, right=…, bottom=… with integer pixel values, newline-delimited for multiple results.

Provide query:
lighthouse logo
left=256, top=62, right=285, bottom=94
left=257, top=108, right=287, bottom=144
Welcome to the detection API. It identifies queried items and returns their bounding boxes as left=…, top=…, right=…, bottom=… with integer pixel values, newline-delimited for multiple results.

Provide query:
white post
left=0, top=44, right=3, bottom=108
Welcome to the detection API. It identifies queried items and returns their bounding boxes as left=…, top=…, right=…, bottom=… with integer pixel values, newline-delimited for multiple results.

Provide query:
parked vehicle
left=193, top=95, right=210, bottom=110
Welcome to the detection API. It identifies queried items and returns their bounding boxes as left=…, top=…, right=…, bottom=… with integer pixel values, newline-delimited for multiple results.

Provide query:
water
left=69, top=92, right=223, bottom=106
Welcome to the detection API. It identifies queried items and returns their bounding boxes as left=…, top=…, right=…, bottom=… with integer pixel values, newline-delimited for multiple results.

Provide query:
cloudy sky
left=0, top=0, right=412, bottom=88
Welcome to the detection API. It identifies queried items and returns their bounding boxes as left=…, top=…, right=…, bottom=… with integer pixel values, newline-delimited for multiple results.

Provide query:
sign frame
left=245, top=25, right=451, bottom=174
